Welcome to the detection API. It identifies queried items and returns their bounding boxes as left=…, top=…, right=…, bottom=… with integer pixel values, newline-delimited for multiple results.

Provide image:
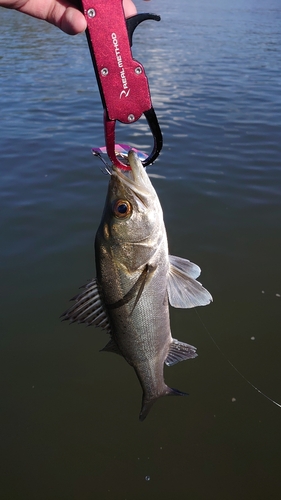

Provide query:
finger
left=123, top=0, right=137, bottom=17
left=59, top=6, right=87, bottom=35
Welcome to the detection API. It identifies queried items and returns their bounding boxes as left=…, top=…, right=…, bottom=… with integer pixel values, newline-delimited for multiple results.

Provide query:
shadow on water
left=0, top=0, right=281, bottom=498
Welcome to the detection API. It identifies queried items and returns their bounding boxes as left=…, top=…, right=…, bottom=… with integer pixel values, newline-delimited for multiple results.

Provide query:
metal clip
left=80, top=0, right=163, bottom=170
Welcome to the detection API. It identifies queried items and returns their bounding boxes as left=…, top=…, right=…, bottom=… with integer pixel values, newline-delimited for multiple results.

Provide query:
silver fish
left=62, top=151, right=212, bottom=421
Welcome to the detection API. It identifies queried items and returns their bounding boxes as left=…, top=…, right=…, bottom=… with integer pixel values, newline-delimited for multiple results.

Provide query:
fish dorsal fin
left=165, top=339, right=198, bottom=366
left=100, top=337, right=122, bottom=356
left=61, top=278, right=111, bottom=331
left=167, top=255, right=213, bottom=309
left=169, top=254, right=201, bottom=279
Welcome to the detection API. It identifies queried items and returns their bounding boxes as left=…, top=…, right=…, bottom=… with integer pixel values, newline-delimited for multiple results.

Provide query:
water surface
left=1, top=1, right=281, bottom=498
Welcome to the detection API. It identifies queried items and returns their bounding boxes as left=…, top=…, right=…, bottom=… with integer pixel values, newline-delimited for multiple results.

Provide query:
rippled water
left=1, top=1, right=281, bottom=498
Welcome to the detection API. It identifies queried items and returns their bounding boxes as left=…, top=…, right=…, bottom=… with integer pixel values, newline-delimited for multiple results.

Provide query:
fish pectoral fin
left=165, top=339, right=198, bottom=366
left=100, top=337, right=122, bottom=356
left=169, top=254, right=201, bottom=279
left=60, top=278, right=111, bottom=331
left=167, top=259, right=213, bottom=308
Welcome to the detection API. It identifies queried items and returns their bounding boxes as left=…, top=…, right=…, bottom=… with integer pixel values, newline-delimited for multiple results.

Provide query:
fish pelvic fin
left=139, top=386, right=188, bottom=422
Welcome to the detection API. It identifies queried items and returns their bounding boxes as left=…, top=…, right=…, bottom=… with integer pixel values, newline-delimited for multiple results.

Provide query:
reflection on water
left=1, top=0, right=281, bottom=498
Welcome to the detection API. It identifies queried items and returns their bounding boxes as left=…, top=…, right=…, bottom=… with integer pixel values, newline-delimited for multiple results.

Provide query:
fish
left=61, top=151, right=212, bottom=421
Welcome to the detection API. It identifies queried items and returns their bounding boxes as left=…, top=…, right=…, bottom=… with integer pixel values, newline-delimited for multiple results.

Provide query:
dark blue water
left=1, top=1, right=281, bottom=498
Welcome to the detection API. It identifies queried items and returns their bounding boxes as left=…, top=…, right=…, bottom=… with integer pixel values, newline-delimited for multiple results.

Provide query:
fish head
left=96, top=151, right=165, bottom=269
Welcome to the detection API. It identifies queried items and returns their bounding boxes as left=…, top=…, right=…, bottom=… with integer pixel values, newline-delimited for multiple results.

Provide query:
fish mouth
left=111, top=151, right=154, bottom=201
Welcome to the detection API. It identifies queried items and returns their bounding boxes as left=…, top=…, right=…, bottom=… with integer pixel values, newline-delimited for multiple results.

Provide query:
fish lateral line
left=194, top=310, right=281, bottom=409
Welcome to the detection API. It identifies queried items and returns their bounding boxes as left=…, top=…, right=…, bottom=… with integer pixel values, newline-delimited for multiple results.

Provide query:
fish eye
left=112, top=199, right=132, bottom=218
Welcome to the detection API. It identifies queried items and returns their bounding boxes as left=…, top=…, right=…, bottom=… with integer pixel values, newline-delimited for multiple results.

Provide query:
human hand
left=0, top=0, right=137, bottom=35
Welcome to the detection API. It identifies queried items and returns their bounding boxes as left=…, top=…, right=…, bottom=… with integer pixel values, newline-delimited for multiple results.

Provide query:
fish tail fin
left=139, top=386, right=188, bottom=422
left=139, top=398, right=156, bottom=422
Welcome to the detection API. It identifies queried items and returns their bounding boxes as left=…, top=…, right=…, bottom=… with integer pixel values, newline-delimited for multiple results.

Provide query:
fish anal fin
left=165, top=339, right=198, bottom=367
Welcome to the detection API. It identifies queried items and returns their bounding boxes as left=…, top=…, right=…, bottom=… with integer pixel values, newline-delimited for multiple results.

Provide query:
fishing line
left=194, top=309, right=281, bottom=408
